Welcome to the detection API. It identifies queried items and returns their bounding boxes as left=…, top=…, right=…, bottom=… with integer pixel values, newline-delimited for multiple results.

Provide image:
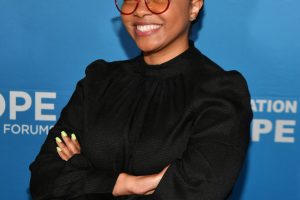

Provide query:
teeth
left=136, top=24, right=161, bottom=32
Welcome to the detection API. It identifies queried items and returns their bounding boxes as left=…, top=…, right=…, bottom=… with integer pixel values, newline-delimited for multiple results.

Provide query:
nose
left=133, top=0, right=151, bottom=18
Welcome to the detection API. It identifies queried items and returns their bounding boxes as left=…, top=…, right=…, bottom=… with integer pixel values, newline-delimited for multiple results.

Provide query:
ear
left=189, top=0, right=203, bottom=21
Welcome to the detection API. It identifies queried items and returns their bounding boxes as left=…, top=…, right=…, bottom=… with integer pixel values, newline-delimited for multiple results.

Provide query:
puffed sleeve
left=29, top=60, right=119, bottom=200
left=152, top=71, right=253, bottom=200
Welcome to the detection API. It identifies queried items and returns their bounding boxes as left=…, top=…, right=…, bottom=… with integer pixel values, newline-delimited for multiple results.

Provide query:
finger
left=71, top=133, right=81, bottom=151
left=55, top=136, right=72, bottom=157
left=56, top=147, right=69, bottom=161
left=145, top=190, right=154, bottom=195
left=61, top=131, right=80, bottom=154
left=160, top=164, right=170, bottom=175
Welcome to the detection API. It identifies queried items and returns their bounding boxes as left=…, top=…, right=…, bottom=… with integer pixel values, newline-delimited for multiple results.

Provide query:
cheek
left=121, top=17, right=132, bottom=31
left=164, top=14, right=190, bottom=35
left=124, top=24, right=137, bottom=39
left=163, top=5, right=190, bottom=27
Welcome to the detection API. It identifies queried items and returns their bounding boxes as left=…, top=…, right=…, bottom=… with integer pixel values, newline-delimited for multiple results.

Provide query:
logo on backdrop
left=0, top=90, right=57, bottom=136
left=251, top=98, right=298, bottom=143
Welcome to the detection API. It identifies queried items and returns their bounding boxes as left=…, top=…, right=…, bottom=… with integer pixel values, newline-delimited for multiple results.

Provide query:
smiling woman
left=121, top=0, right=202, bottom=64
left=29, top=0, right=253, bottom=199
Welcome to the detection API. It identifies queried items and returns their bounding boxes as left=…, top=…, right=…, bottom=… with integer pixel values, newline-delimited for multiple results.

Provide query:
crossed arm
left=30, top=69, right=252, bottom=200
left=55, top=131, right=170, bottom=197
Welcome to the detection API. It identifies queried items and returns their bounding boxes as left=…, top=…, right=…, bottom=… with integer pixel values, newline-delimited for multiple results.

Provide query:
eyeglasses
left=115, top=0, right=171, bottom=15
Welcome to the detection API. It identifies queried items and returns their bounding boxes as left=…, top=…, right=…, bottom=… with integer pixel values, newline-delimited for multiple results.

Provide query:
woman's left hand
left=55, top=131, right=81, bottom=161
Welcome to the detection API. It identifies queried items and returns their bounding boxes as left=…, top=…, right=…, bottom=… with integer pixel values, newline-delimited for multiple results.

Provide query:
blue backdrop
left=0, top=0, right=299, bottom=199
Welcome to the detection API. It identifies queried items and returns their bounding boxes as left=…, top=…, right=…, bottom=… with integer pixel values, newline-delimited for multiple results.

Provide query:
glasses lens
left=146, top=0, right=169, bottom=14
left=116, top=0, right=137, bottom=14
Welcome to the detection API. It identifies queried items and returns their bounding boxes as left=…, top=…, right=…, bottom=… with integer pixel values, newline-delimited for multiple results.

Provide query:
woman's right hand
left=55, top=131, right=81, bottom=161
left=113, top=164, right=170, bottom=196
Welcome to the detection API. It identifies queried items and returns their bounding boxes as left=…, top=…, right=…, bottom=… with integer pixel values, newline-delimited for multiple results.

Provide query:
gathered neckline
left=124, top=41, right=201, bottom=79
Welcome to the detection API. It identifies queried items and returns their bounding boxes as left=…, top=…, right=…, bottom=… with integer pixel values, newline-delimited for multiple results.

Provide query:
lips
left=134, top=23, right=162, bottom=36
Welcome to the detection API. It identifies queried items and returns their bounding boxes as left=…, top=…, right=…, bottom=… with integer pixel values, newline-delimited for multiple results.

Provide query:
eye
left=124, top=0, right=136, bottom=4
left=151, top=0, right=168, bottom=4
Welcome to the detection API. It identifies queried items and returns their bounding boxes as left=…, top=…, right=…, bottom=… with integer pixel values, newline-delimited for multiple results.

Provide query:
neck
left=143, top=38, right=190, bottom=65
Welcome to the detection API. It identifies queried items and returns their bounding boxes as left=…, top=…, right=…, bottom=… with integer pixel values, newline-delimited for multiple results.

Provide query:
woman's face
left=121, top=0, right=203, bottom=58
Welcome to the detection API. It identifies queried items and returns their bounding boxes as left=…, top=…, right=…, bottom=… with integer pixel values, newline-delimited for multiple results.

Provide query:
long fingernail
left=61, top=131, right=68, bottom=137
left=56, top=147, right=62, bottom=152
left=55, top=137, right=62, bottom=143
left=71, top=133, right=77, bottom=141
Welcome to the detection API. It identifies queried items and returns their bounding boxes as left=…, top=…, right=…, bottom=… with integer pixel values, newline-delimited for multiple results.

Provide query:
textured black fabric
left=29, top=42, right=253, bottom=200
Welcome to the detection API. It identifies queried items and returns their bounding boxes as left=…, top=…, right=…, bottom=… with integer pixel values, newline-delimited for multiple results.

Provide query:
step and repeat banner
left=0, top=0, right=299, bottom=199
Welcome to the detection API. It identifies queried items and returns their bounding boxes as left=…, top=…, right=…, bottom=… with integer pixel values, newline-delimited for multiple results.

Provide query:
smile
left=136, top=24, right=162, bottom=33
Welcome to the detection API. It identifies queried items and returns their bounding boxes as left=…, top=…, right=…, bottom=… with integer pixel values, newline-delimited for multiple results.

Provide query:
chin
left=134, top=39, right=163, bottom=54
left=137, top=45, right=155, bottom=53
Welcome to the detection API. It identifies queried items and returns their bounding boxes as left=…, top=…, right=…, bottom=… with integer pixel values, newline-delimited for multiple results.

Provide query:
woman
left=29, top=0, right=253, bottom=199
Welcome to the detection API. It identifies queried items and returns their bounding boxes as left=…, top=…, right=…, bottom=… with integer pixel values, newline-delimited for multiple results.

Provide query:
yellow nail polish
left=71, top=133, right=77, bottom=141
left=61, top=131, right=68, bottom=137
left=56, top=147, right=62, bottom=152
left=55, top=137, right=62, bottom=143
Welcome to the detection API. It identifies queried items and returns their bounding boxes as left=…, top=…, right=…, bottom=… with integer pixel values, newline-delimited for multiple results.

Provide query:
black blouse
left=29, top=42, right=253, bottom=200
